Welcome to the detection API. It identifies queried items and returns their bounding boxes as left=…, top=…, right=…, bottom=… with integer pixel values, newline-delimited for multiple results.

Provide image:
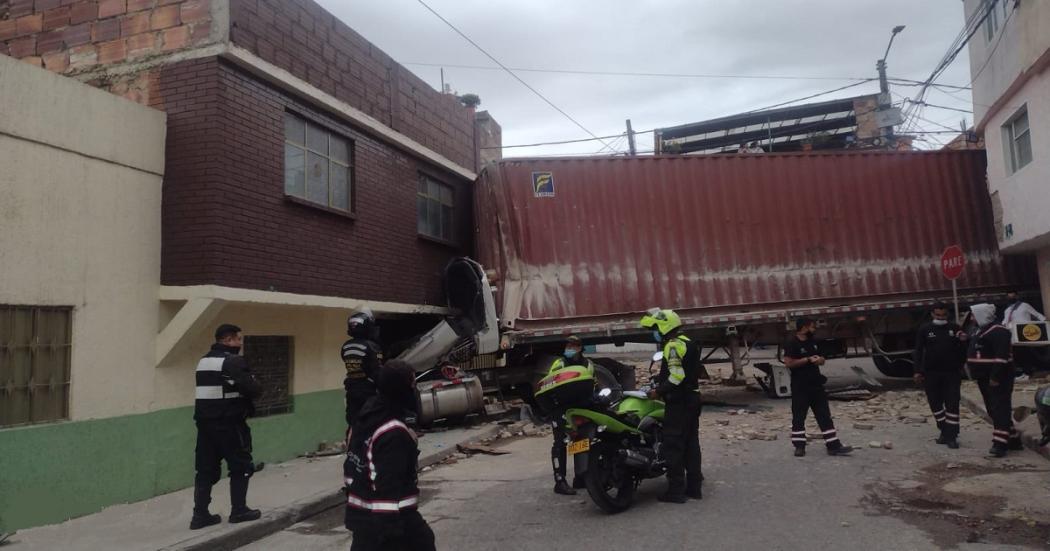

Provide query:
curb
left=164, top=424, right=504, bottom=551
left=960, top=394, right=1050, bottom=461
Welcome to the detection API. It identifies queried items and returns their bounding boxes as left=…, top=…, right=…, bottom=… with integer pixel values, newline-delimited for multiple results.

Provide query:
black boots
left=189, top=484, right=221, bottom=530
left=988, top=445, right=1008, bottom=458
left=937, top=434, right=960, bottom=449
left=553, top=479, right=576, bottom=495
left=658, top=491, right=688, bottom=504
left=793, top=447, right=806, bottom=457
left=189, top=513, right=221, bottom=530
left=229, top=475, right=261, bottom=523
left=826, top=445, right=854, bottom=456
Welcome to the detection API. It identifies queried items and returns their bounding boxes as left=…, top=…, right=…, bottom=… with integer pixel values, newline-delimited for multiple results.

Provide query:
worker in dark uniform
left=641, top=308, right=703, bottom=503
left=783, top=319, right=853, bottom=457
left=913, top=303, right=968, bottom=449
left=344, top=360, right=435, bottom=551
left=967, top=303, right=1023, bottom=457
left=342, top=308, right=383, bottom=432
left=190, top=324, right=263, bottom=530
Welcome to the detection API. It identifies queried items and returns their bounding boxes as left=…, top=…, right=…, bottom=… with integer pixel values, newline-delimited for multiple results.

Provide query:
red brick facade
left=226, top=0, right=476, bottom=171
left=0, top=0, right=217, bottom=83
left=1, top=0, right=491, bottom=305
left=151, top=57, right=471, bottom=305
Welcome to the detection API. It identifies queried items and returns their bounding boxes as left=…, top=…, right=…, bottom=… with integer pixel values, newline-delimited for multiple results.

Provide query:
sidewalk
left=960, top=378, right=1050, bottom=461
left=3, top=424, right=501, bottom=551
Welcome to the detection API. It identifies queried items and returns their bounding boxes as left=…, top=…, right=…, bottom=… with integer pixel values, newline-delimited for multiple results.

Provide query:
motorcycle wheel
left=584, top=446, right=636, bottom=514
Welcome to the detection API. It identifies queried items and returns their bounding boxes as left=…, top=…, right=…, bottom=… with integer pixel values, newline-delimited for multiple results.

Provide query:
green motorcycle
left=536, top=353, right=667, bottom=513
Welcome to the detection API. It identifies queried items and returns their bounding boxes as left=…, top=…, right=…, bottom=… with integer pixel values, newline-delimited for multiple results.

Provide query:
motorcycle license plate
left=567, top=439, right=590, bottom=455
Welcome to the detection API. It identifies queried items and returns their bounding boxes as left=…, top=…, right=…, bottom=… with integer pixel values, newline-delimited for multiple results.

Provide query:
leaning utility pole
left=626, top=119, right=637, bottom=156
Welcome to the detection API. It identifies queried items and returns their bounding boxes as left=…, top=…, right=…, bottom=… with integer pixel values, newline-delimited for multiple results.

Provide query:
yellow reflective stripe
left=664, top=340, right=686, bottom=385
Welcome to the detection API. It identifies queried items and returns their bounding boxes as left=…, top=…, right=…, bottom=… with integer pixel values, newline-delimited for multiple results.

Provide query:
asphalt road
left=241, top=361, right=1050, bottom=551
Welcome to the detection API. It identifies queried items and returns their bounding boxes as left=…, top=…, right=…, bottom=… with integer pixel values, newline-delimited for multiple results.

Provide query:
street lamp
left=877, top=25, right=906, bottom=141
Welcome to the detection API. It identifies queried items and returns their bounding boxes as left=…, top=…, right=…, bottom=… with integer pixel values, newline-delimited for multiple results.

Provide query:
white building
left=964, top=0, right=1050, bottom=307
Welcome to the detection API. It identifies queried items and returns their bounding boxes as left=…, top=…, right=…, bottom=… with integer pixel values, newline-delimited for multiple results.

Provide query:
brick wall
left=227, top=0, right=477, bottom=172
left=152, top=57, right=470, bottom=305
left=0, top=0, right=218, bottom=85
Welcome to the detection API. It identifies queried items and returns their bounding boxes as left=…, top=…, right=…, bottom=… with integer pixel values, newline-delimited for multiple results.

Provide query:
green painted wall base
left=0, top=389, right=344, bottom=533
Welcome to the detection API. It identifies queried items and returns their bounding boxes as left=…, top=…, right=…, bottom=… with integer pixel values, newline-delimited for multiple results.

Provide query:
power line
left=901, top=0, right=997, bottom=132
left=744, top=79, right=877, bottom=113
left=405, top=61, right=872, bottom=82
left=414, top=0, right=617, bottom=152
left=908, top=100, right=973, bottom=115
left=482, top=129, right=655, bottom=150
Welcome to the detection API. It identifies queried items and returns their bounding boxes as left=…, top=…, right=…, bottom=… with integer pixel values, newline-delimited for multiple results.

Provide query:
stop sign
left=941, top=245, right=966, bottom=280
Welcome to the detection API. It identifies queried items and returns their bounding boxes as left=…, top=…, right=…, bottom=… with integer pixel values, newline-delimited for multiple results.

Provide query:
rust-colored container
left=475, top=151, right=1035, bottom=337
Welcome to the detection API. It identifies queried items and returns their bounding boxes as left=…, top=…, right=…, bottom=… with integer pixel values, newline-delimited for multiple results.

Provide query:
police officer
left=913, top=303, right=968, bottom=448
left=342, top=308, right=383, bottom=429
left=967, top=303, right=1023, bottom=457
left=545, top=336, right=620, bottom=495
left=344, top=360, right=435, bottom=551
left=783, top=319, right=853, bottom=457
left=640, top=308, right=702, bottom=503
left=190, top=324, right=263, bottom=530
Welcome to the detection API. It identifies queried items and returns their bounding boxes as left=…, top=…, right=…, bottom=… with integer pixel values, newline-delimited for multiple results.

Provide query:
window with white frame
left=284, top=112, right=353, bottom=212
left=1002, top=105, right=1032, bottom=174
left=417, top=174, right=455, bottom=242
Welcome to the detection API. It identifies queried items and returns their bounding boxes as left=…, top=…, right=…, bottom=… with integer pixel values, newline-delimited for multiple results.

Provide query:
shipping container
left=475, top=151, right=1037, bottom=348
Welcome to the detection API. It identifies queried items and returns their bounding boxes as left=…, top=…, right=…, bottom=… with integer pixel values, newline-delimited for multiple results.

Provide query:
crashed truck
left=402, top=150, right=1045, bottom=423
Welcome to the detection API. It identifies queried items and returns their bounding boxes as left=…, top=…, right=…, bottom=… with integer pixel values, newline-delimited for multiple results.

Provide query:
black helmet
left=347, top=307, right=376, bottom=338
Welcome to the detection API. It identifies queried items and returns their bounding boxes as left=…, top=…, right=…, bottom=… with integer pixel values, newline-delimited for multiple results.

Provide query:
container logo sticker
left=1022, top=323, right=1043, bottom=341
left=532, top=171, right=555, bottom=197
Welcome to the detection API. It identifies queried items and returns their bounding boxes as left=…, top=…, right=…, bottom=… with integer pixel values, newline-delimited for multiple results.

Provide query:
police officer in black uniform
left=783, top=319, right=853, bottom=457
left=190, top=324, right=263, bottom=530
left=641, top=308, right=703, bottom=503
left=913, top=303, right=968, bottom=448
left=344, top=360, right=435, bottom=551
left=967, top=303, right=1023, bottom=457
left=342, top=308, right=383, bottom=430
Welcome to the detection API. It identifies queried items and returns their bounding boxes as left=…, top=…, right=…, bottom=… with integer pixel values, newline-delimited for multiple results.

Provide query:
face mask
left=653, top=330, right=663, bottom=343
left=564, top=349, right=580, bottom=359
left=932, top=319, right=948, bottom=326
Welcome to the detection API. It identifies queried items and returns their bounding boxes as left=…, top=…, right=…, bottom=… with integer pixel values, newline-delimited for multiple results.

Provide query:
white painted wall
left=0, top=54, right=166, bottom=421
left=982, top=71, right=1050, bottom=253
left=966, top=0, right=1050, bottom=126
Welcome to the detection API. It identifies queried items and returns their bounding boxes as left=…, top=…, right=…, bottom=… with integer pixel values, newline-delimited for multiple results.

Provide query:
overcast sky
left=315, top=0, right=976, bottom=157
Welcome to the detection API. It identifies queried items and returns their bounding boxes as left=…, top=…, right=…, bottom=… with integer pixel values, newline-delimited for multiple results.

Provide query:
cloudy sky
left=315, top=0, right=976, bottom=157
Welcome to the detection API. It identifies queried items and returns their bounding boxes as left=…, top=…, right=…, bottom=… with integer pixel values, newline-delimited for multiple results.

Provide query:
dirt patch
left=864, top=461, right=1050, bottom=549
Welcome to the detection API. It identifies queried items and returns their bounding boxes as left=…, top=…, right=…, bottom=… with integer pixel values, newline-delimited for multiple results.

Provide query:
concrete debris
left=869, top=441, right=885, bottom=449
left=854, top=423, right=875, bottom=430
left=883, top=441, right=894, bottom=450
left=716, top=419, right=731, bottom=426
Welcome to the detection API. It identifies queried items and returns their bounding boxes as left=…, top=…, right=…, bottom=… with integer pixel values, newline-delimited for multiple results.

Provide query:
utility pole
left=626, top=119, right=637, bottom=156
left=876, top=25, right=906, bottom=144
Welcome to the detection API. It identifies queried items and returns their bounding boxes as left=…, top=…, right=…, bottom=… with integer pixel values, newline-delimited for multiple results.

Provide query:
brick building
left=0, top=0, right=500, bottom=531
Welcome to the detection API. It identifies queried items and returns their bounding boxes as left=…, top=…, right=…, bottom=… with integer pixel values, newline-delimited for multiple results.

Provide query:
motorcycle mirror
left=652, top=351, right=663, bottom=362
left=598, top=388, right=612, bottom=399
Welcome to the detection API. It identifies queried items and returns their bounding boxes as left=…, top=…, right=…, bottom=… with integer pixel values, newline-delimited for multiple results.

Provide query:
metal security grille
left=0, top=305, right=72, bottom=428
left=243, top=336, right=293, bottom=417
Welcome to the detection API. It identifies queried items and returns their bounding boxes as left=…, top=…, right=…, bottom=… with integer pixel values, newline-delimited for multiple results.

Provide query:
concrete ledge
left=166, top=424, right=503, bottom=551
